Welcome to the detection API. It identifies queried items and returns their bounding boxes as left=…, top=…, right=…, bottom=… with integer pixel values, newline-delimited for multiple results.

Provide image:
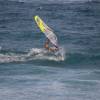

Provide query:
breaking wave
left=0, top=47, right=99, bottom=65
left=0, top=46, right=100, bottom=69
left=0, top=48, right=66, bottom=63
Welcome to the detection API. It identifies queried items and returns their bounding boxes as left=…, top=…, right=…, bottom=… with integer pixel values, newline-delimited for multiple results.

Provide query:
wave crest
left=0, top=48, right=65, bottom=63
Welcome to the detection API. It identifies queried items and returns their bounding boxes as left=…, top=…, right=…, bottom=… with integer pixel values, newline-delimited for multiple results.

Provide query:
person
left=44, top=39, right=59, bottom=52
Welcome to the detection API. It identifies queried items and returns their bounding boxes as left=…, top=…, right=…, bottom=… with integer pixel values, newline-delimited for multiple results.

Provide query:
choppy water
left=0, top=0, right=100, bottom=100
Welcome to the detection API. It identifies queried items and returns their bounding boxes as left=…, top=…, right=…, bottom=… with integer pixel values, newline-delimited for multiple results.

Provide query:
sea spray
left=0, top=48, right=65, bottom=63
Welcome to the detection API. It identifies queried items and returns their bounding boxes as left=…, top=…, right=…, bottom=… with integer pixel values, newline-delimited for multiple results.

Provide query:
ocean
left=0, top=0, right=100, bottom=100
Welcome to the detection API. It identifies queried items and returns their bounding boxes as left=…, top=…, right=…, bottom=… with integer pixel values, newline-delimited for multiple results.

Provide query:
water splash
left=0, top=48, right=66, bottom=63
left=27, top=48, right=66, bottom=61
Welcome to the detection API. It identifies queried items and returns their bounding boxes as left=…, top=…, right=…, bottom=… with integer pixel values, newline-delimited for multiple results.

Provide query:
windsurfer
left=44, top=39, right=59, bottom=52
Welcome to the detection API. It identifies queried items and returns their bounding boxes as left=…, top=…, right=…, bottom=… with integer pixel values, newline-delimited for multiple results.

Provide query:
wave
left=0, top=47, right=100, bottom=65
left=0, top=48, right=66, bottom=63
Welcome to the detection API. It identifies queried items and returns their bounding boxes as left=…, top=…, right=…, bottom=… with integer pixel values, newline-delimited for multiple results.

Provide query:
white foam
left=27, top=48, right=65, bottom=61
left=0, top=48, right=66, bottom=63
left=0, top=54, right=25, bottom=63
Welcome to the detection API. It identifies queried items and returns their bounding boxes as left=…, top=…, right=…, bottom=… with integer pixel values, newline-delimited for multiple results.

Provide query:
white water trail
left=27, top=47, right=66, bottom=61
left=0, top=47, right=66, bottom=63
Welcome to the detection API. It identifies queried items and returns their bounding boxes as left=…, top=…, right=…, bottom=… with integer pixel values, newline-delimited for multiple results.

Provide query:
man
left=44, top=39, right=59, bottom=52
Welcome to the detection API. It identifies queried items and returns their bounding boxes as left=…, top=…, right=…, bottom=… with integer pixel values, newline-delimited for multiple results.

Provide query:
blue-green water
left=0, top=0, right=100, bottom=100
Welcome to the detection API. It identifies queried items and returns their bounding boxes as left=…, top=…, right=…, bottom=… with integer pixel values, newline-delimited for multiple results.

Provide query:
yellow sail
left=34, top=15, right=58, bottom=47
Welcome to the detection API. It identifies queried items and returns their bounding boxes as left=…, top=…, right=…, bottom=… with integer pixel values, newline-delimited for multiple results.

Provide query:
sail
left=34, top=15, right=58, bottom=47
